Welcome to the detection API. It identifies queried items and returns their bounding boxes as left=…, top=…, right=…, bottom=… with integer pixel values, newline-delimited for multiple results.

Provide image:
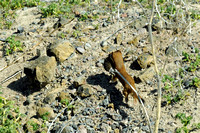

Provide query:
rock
left=137, top=53, right=154, bottom=69
left=142, top=125, right=149, bottom=132
left=137, top=67, right=155, bottom=83
left=78, top=125, right=87, bottom=133
left=62, top=126, right=75, bottom=133
left=127, top=36, right=140, bottom=46
left=138, top=28, right=147, bottom=35
left=58, top=92, right=72, bottom=102
left=43, top=94, right=56, bottom=104
left=76, top=84, right=93, bottom=98
left=84, top=43, right=91, bottom=49
left=37, top=106, right=55, bottom=120
left=24, top=56, right=57, bottom=88
left=17, top=26, right=24, bottom=33
left=165, top=42, right=183, bottom=57
left=102, top=22, right=108, bottom=27
left=48, top=41, right=74, bottom=62
left=36, top=47, right=47, bottom=56
left=115, top=33, right=122, bottom=45
left=76, top=47, right=85, bottom=54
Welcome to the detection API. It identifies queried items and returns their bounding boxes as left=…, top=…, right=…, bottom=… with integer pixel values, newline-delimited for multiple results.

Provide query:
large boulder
left=48, top=41, right=74, bottom=62
left=24, top=56, right=57, bottom=88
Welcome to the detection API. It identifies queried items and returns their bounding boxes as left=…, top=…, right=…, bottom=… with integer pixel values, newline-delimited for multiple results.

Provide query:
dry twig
left=148, top=0, right=161, bottom=132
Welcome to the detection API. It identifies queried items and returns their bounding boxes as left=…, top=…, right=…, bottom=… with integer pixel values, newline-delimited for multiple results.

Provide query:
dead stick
left=148, top=0, right=161, bottom=132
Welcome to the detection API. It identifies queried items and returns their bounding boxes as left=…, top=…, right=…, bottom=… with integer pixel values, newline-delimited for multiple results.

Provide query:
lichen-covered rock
left=48, top=41, right=74, bottom=62
left=37, top=106, right=55, bottom=120
left=58, top=92, right=72, bottom=102
left=137, top=53, right=154, bottom=69
left=24, top=56, right=57, bottom=88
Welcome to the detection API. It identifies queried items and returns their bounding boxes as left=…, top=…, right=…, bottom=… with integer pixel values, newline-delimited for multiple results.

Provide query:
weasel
left=104, top=50, right=144, bottom=104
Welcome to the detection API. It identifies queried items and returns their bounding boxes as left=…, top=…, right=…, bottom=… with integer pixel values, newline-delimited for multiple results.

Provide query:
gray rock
left=61, top=126, right=74, bottom=133
left=165, top=42, right=183, bottom=57
left=77, top=84, right=93, bottom=98
left=24, top=56, right=57, bottom=88
left=17, top=26, right=24, bottom=33
left=76, top=47, right=85, bottom=54
left=84, top=43, right=91, bottom=49
left=141, top=125, right=149, bottom=132
left=43, top=94, right=56, bottom=104
left=102, top=22, right=108, bottom=27
left=48, top=41, right=74, bottom=62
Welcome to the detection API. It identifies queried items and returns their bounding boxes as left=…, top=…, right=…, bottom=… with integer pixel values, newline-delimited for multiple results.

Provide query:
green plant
left=162, top=74, right=189, bottom=105
left=0, top=94, right=24, bottom=133
left=78, top=13, right=88, bottom=21
left=175, top=113, right=200, bottom=133
left=5, top=35, right=23, bottom=55
left=182, top=51, right=200, bottom=72
left=72, top=30, right=81, bottom=38
left=40, top=112, right=49, bottom=121
left=190, top=77, right=200, bottom=88
left=41, top=3, right=61, bottom=17
left=27, top=120, right=40, bottom=131
left=60, top=99, right=74, bottom=110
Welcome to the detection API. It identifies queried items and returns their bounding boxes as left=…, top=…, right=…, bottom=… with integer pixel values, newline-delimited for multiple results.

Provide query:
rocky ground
left=0, top=1, right=200, bottom=133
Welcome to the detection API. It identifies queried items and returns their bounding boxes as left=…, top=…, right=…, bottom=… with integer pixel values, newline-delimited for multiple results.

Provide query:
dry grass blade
left=148, top=0, right=161, bottom=132
left=113, top=69, right=153, bottom=133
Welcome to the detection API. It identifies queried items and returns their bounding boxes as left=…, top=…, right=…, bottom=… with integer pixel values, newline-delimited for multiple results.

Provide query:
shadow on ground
left=7, top=76, right=41, bottom=96
left=87, top=72, right=129, bottom=119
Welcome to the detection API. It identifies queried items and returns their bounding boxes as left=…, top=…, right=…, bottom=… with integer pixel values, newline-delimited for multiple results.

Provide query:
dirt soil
left=0, top=1, right=200, bottom=133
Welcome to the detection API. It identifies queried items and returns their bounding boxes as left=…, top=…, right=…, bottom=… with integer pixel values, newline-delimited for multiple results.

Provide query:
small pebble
left=76, top=47, right=85, bottom=54
left=85, top=43, right=91, bottom=49
left=17, top=26, right=24, bottom=33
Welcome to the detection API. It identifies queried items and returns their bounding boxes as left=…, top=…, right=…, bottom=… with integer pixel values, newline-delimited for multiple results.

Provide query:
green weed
left=0, top=94, right=24, bottom=133
left=5, top=35, right=23, bottom=55
left=162, top=75, right=189, bottom=105
left=176, top=113, right=200, bottom=133
left=40, top=112, right=49, bottom=121
left=40, top=3, right=61, bottom=17
left=60, top=99, right=74, bottom=111
left=190, top=77, right=200, bottom=88
left=182, top=51, right=200, bottom=72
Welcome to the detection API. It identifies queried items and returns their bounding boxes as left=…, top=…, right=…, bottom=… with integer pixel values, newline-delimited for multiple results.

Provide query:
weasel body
left=105, top=50, right=144, bottom=103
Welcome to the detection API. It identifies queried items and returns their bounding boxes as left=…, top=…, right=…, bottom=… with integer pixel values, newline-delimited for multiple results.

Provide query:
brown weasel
left=104, top=50, right=144, bottom=104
